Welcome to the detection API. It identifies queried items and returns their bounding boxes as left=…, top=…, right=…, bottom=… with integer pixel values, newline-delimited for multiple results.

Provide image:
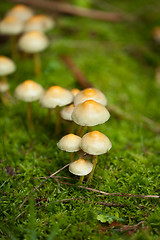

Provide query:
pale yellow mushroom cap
left=60, top=104, right=74, bottom=121
left=71, top=100, right=110, bottom=126
left=57, top=134, right=81, bottom=152
left=0, top=81, right=10, bottom=93
left=18, top=31, right=49, bottom=53
left=0, top=56, right=16, bottom=76
left=74, top=88, right=107, bottom=106
left=0, top=16, right=23, bottom=35
left=69, top=158, right=93, bottom=176
left=40, top=86, right=73, bottom=109
left=81, top=131, right=112, bottom=155
left=71, top=88, right=80, bottom=97
left=15, top=80, right=44, bottom=102
left=24, top=14, right=55, bottom=32
left=7, top=4, right=34, bottom=22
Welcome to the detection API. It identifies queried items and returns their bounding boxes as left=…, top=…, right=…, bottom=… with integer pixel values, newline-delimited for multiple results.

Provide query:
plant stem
left=27, top=102, right=33, bottom=130
left=70, top=152, right=74, bottom=162
left=10, top=35, right=18, bottom=59
left=55, top=106, right=61, bottom=135
left=45, top=108, right=52, bottom=124
left=1, top=75, right=7, bottom=83
left=79, top=176, right=84, bottom=183
left=69, top=121, right=76, bottom=133
left=87, top=155, right=98, bottom=182
left=76, top=125, right=87, bottom=136
left=34, top=52, right=41, bottom=76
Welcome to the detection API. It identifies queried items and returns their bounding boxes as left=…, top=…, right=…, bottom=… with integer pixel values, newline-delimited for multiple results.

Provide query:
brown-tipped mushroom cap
left=69, top=158, right=93, bottom=176
left=7, top=4, right=34, bottom=22
left=71, top=88, right=80, bottom=97
left=81, top=131, right=112, bottom=155
left=40, top=86, right=73, bottom=109
left=60, top=104, right=74, bottom=121
left=0, top=82, right=10, bottom=93
left=15, top=80, right=44, bottom=102
left=18, top=31, right=49, bottom=53
left=0, top=56, right=16, bottom=76
left=24, top=14, right=55, bottom=32
left=72, top=100, right=110, bottom=126
left=57, top=134, right=81, bottom=152
left=0, top=16, right=23, bottom=35
left=74, top=88, right=107, bottom=106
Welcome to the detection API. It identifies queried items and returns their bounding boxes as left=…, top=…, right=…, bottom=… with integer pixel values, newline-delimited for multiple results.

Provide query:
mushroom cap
left=60, top=104, right=74, bottom=121
left=18, top=31, right=49, bottom=53
left=71, top=100, right=110, bottom=126
left=24, top=14, right=55, bottom=32
left=81, top=131, right=112, bottom=155
left=57, top=134, right=81, bottom=152
left=0, top=81, right=10, bottom=93
left=0, top=16, right=23, bottom=35
left=15, top=80, right=44, bottom=102
left=7, top=4, right=34, bottom=22
left=71, top=88, right=80, bottom=97
left=69, top=158, right=93, bottom=176
left=0, top=56, right=16, bottom=76
left=40, top=86, right=73, bottom=109
left=74, top=88, right=107, bottom=106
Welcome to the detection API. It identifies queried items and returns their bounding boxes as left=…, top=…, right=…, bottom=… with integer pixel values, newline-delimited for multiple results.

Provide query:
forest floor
left=0, top=1, right=160, bottom=239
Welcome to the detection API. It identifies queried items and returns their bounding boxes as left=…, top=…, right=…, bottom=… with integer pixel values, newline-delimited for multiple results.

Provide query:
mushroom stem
left=55, top=106, right=61, bottom=135
left=0, top=92, right=10, bottom=105
left=79, top=176, right=84, bottom=183
left=70, top=152, right=74, bottom=162
left=27, top=102, right=33, bottom=130
left=10, top=35, right=18, bottom=59
left=45, top=108, right=52, bottom=124
left=77, top=126, right=87, bottom=137
left=1, top=75, right=7, bottom=83
left=69, top=121, right=76, bottom=133
left=34, top=52, right=41, bottom=76
left=87, top=155, right=98, bottom=183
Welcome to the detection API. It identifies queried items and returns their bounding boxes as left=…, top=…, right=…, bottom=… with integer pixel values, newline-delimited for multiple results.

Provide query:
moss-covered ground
left=0, top=1, right=160, bottom=239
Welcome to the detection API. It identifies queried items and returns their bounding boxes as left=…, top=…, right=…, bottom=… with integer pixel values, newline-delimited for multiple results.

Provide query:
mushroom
left=24, top=14, right=55, bottom=33
left=80, top=131, right=112, bottom=182
left=71, top=88, right=80, bottom=97
left=69, top=158, right=93, bottom=182
left=0, top=16, right=23, bottom=58
left=15, top=80, right=44, bottom=129
left=18, top=31, right=49, bottom=76
left=60, top=104, right=74, bottom=121
left=57, top=133, right=81, bottom=161
left=74, top=88, right=107, bottom=106
left=6, top=4, right=34, bottom=22
left=71, top=100, right=110, bottom=136
left=60, top=104, right=76, bottom=133
left=0, top=56, right=16, bottom=82
left=40, top=86, right=73, bottom=134
left=0, top=56, right=16, bottom=102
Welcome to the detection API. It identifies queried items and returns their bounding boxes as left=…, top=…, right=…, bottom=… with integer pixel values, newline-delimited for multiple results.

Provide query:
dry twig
left=59, top=181, right=160, bottom=199
left=8, top=0, right=123, bottom=22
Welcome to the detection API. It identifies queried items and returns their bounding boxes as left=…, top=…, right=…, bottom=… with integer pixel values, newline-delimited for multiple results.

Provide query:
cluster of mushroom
left=57, top=88, right=112, bottom=183
left=0, top=4, right=55, bottom=75
left=14, top=80, right=76, bottom=132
